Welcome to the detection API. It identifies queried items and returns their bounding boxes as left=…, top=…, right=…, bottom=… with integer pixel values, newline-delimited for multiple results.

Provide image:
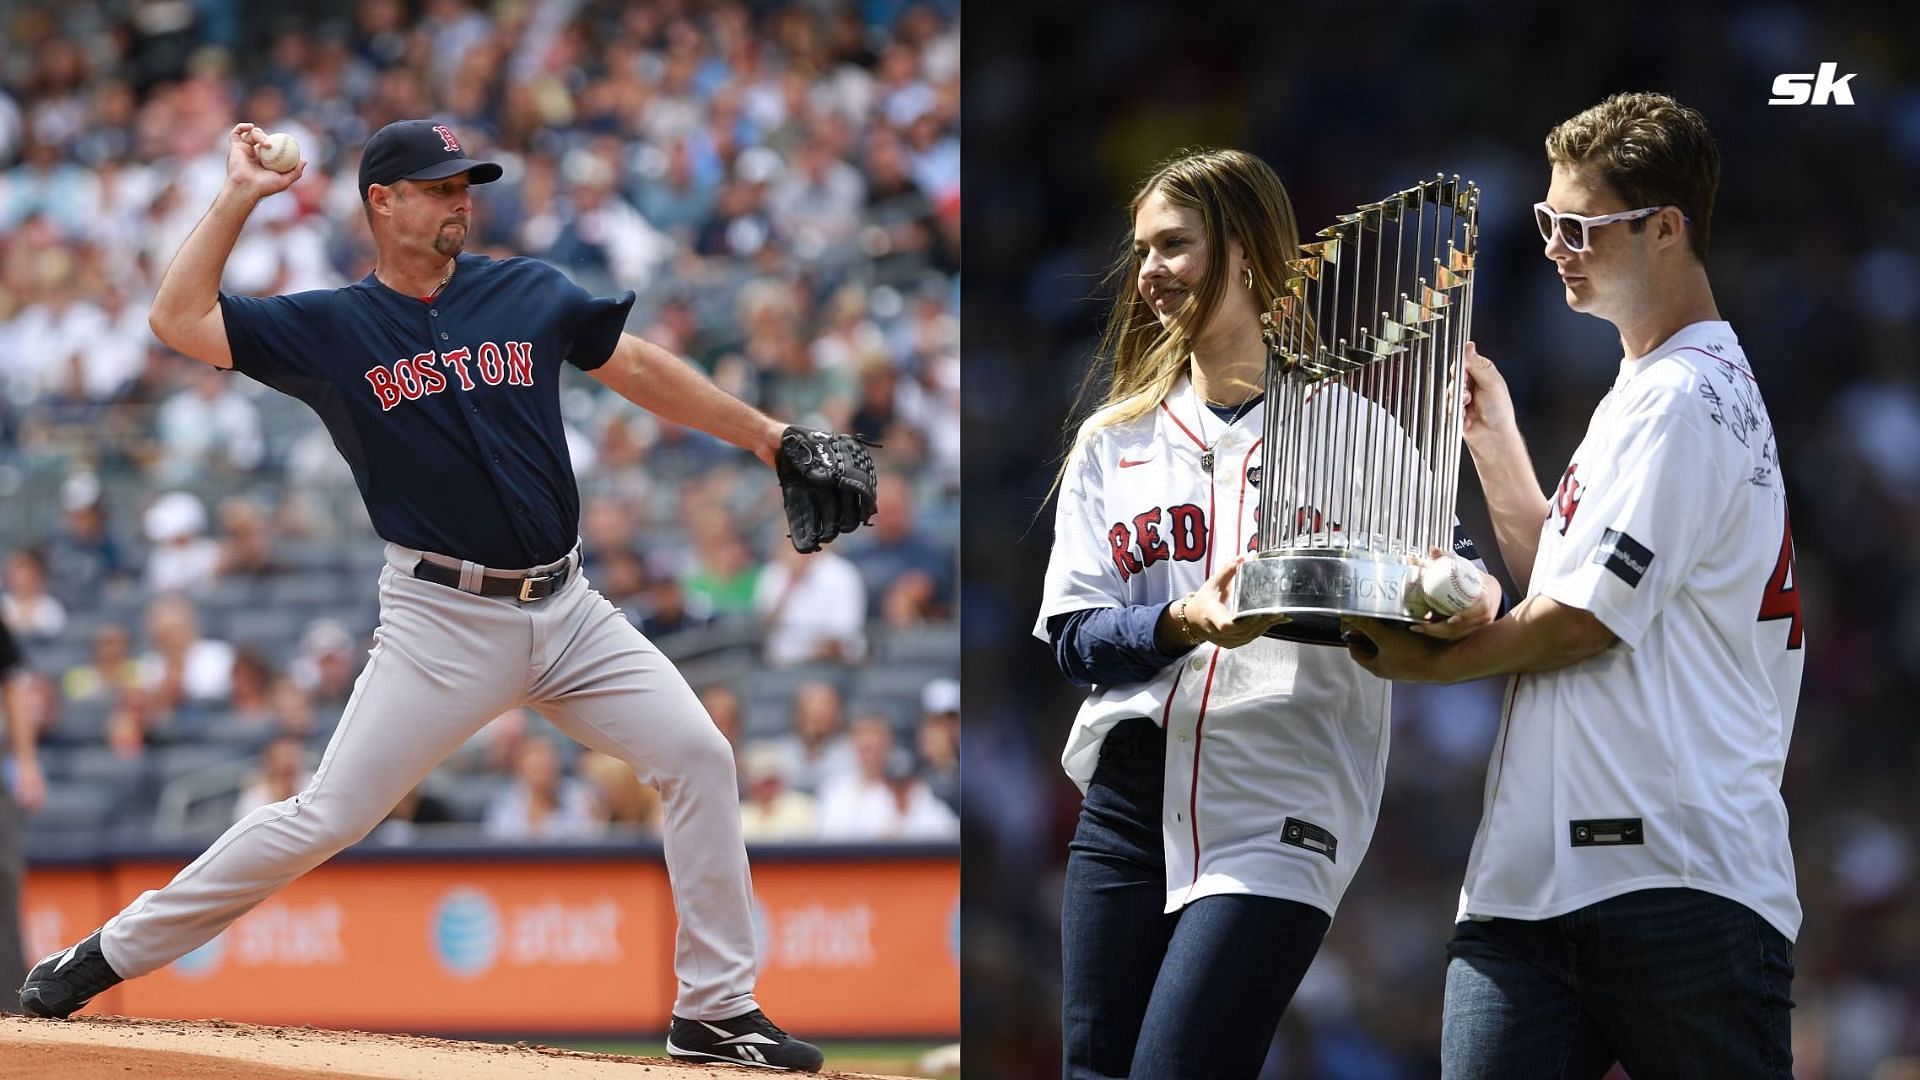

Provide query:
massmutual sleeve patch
left=1450, top=520, right=1481, bottom=564
left=1592, top=528, right=1654, bottom=587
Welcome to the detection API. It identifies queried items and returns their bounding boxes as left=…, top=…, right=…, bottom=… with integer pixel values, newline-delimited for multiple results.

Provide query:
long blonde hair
left=1061, top=149, right=1301, bottom=460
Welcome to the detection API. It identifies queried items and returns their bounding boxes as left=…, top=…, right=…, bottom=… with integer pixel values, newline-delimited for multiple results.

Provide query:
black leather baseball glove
left=775, top=426, right=879, bottom=553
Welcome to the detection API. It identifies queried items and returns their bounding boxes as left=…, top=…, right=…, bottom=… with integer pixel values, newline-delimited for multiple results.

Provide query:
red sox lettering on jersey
left=1106, top=502, right=1342, bottom=581
left=363, top=341, right=535, bottom=411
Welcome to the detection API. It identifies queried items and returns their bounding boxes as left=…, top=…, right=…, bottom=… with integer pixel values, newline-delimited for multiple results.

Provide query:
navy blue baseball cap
left=358, top=120, right=502, bottom=200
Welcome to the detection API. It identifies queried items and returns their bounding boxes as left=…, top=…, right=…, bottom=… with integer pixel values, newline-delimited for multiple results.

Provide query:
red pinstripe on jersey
left=1185, top=429, right=1265, bottom=894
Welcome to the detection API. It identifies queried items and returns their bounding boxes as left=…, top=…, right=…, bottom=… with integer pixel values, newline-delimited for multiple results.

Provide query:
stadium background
left=962, top=2, right=1918, bottom=1076
left=0, top=0, right=959, bottom=1058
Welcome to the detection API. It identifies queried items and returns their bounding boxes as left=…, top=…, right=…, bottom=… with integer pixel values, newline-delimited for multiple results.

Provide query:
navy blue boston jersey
left=220, top=253, right=633, bottom=568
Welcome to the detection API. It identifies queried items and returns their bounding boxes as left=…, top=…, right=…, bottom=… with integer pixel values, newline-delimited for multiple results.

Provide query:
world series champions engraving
left=1232, top=176, right=1480, bottom=644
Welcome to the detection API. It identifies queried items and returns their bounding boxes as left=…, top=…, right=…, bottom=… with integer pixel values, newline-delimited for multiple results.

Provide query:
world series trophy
left=1231, top=175, right=1480, bottom=645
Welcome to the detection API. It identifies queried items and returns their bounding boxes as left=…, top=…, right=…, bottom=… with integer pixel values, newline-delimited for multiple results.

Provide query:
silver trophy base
left=1231, top=548, right=1423, bottom=647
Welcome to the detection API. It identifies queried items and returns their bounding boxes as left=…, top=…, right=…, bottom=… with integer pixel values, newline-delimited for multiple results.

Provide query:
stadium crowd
left=965, top=2, right=1919, bottom=1077
left=0, top=0, right=960, bottom=853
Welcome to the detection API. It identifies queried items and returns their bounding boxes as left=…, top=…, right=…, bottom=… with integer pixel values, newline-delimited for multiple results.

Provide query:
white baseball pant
left=99, top=542, right=758, bottom=1020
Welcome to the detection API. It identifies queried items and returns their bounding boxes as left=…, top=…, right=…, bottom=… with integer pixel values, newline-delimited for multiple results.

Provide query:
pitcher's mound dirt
left=0, top=1015, right=919, bottom=1079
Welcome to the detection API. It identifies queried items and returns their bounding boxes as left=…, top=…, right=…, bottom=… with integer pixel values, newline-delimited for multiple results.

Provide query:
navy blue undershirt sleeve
left=1047, top=605, right=1185, bottom=688
left=1450, top=520, right=1515, bottom=617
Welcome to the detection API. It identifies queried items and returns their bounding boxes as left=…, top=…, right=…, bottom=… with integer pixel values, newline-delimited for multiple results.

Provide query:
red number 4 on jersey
left=1757, top=507, right=1803, bottom=650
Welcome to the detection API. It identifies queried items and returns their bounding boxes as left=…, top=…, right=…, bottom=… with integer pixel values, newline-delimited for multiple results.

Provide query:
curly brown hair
left=1546, top=92, right=1719, bottom=264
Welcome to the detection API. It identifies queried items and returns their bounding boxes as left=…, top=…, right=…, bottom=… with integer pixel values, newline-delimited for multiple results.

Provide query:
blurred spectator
left=592, top=547, right=650, bottom=608
left=46, top=472, right=128, bottom=594
left=577, top=750, right=663, bottom=834
left=816, top=714, right=958, bottom=841
left=845, top=471, right=950, bottom=624
left=227, top=648, right=275, bottom=726
left=738, top=741, right=817, bottom=841
left=635, top=140, right=717, bottom=240
left=580, top=496, right=638, bottom=576
left=100, top=689, right=146, bottom=752
left=289, top=619, right=361, bottom=707
left=682, top=533, right=760, bottom=618
left=370, top=781, right=456, bottom=846
left=544, top=153, right=675, bottom=290
left=917, top=678, right=959, bottom=814
left=753, top=543, right=867, bottom=667
left=768, top=137, right=865, bottom=258
left=849, top=354, right=900, bottom=436
left=701, top=684, right=744, bottom=771
left=860, top=130, right=944, bottom=285
left=214, top=497, right=279, bottom=578
left=232, top=735, right=310, bottom=823
left=483, top=737, right=602, bottom=842
left=62, top=623, right=141, bottom=704
left=142, top=491, right=221, bottom=595
left=766, top=680, right=856, bottom=796
left=638, top=572, right=710, bottom=639
left=267, top=675, right=316, bottom=739
left=1, top=548, right=65, bottom=640
left=153, top=362, right=264, bottom=482
left=137, top=593, right=233, bottom=712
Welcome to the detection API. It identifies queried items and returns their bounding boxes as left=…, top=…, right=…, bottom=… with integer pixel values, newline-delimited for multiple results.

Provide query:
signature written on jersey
left=363, top=341, right=535, bottom=411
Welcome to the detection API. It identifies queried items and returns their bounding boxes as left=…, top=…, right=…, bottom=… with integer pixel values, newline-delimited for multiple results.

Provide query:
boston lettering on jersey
left=218, top=253, right=636, bottom=569
left=363, top=342, right=535, bottom=410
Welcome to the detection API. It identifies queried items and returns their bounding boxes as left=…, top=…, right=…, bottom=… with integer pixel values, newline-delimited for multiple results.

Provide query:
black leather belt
left=413, top=557, right=572, bottom=602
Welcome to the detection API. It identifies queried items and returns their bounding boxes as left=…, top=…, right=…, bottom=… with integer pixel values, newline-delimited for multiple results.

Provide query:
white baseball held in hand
left=1420, top=555, right=1484, bottom=617
left=257, top=131, right=301, bottom=173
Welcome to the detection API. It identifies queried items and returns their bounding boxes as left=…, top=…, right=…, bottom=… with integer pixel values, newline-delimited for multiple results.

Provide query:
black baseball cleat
left=18, top=931, right=123, bottom=1018
left=666, top=1009, right=824, bottom=1072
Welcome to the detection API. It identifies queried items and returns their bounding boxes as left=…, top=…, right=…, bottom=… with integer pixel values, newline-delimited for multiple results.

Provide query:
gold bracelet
left=1175, top=598, right=1199, bottom=646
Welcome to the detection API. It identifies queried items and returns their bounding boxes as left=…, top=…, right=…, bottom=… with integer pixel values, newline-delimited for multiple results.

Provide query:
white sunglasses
left=1533, top=202, right=1688, bottom=252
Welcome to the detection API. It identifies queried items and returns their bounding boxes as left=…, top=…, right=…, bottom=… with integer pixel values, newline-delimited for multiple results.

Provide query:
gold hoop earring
left=1244, top=267, right=1254, bottom=290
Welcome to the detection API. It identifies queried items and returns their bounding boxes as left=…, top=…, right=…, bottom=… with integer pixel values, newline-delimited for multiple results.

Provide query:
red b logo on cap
left=433, top=125, right=461, bottom=153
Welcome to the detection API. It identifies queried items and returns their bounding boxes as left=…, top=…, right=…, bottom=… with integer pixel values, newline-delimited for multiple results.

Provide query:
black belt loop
left=412, top=554, right=573, bottom=602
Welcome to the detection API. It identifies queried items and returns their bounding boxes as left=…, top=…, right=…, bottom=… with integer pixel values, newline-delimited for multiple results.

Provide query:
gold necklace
left=427, top=260, right=455, bottom=298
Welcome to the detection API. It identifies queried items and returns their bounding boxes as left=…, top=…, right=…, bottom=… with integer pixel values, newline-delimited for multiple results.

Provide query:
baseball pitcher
left=18, top=120, right=876, bottom=1073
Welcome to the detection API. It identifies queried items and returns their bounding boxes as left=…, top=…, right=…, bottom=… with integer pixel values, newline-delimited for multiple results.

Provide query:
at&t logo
left=431, top=888, right=502, bottom=978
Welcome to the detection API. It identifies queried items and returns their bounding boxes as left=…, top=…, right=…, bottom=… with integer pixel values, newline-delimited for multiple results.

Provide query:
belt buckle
left=519, top=575, right=542, bottom=602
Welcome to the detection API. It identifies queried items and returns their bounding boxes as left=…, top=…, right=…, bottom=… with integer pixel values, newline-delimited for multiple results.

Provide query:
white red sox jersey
left=1036, top=374, right=1459, bottom=918
left=1460, top=321, right=1805, bottom=939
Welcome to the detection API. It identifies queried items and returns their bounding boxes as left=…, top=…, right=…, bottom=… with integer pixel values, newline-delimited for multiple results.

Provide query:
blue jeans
left=1061, top=718, right=1331, bottom=1080
left=1442, top=888, right=1794, bottom=1079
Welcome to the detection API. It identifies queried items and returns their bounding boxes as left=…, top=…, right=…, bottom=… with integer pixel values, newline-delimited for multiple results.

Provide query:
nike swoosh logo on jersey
left=1119, top=456, right=1155, bottom=468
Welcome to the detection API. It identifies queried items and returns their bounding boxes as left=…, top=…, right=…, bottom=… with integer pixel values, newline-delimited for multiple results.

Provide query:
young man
left=16, top=120, right=844, bottom=1072
left=1345, top=93, right=1802, bottom=1077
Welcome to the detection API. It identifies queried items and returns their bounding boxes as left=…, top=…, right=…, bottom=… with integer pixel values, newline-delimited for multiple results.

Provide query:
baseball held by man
left=1345, top=94, right=1803, bottom=1076
left=14, top=120, right=877, bottom=1073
